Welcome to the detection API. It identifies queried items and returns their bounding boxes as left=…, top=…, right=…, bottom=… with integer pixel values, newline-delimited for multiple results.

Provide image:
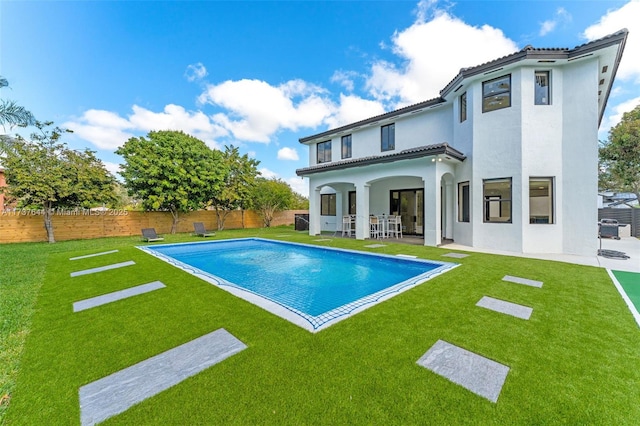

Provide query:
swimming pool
left=139, top=238, right=457, bottom=332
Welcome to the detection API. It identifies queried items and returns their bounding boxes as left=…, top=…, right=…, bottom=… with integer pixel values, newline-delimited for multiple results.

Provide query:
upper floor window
left=317, top=140, right=331, bottom=164
left=530, top=177, right=554, bottom=223
left=482, top=75, right=511, bottom=113
left=341, top=134, right=352, bottom=159
left=459, top=92, right=467, bottom=122
left=483, top=178, right=512, bottom=223
left=535, top=71, right=550, bottom=105
left=381, top=123, right=395, bottom=152
left=320, top=194, right=336, bottom=216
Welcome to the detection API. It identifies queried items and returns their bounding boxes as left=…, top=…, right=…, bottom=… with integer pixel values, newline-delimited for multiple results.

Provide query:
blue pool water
left=140, top=238, right=456, bottom=331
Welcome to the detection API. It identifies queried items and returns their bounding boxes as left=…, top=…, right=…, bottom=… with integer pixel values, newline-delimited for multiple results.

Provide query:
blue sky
left=2, top=0, right=639, bottom=196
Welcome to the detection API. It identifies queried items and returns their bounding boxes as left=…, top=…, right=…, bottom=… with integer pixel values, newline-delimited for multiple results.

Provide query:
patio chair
left=193, top=222, right=216, bottom=237
left=141, top=228, right=164, bottom=242
left=387, top=215, right=403, bottom=238
left=369, top=216, right=380, bottom=239
left=342, top=215, right=353, bottom=237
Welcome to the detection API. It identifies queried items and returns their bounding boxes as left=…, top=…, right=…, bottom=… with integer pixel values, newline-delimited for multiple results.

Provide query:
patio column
left=309, top=187, right=321, bottom=236
left=423, top=170, right=440, bottom=246
left=355, top=183, right=370, bottom=240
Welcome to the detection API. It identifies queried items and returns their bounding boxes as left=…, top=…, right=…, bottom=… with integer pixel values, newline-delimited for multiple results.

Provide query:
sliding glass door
left=390, top=189, right=424, bottom=236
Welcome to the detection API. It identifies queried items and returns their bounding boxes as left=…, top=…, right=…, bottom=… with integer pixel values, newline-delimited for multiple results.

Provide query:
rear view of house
left=296, top=30, right=628, bottom=256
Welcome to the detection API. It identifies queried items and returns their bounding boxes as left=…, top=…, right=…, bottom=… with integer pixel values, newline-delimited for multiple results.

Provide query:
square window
left=483, top=178, right=512, bottom=223
left=341, top=134, right=352, bottom=159
left=482, top=75, right=511, bottom=113
left=320, top=194, right=336, bottom=216
left=529, top=177, right=554, bottom=224
left=381, top=123, right=395, bottom=151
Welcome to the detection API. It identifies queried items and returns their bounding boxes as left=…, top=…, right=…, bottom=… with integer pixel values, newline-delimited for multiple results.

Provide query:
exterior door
left=390, top=189, right=424, bottom=236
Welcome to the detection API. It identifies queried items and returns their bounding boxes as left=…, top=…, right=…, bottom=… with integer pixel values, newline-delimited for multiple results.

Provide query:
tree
left=0, top=77, right=35, bottom=130
left=210, top=145, right=260, bottom=230
left=116, top=130, right=226, bottom=233
left=291, top=191, right=309, bottom=209
left=599, top=104, right=640, bottom=203
left=1, top=121, right=116, bottom=243
left=249, top=177, right=295, bottom=227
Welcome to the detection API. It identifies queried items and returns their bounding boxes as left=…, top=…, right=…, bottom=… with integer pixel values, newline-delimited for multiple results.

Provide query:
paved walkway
left=444, top=237, right=640, bottom=273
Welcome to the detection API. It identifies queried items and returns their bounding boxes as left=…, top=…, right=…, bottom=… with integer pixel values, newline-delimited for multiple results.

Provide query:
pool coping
left=138, top=238, right=459, bottom=333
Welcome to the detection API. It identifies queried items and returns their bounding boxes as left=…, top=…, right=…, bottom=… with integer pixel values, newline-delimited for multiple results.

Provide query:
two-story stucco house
left=296, top=29, right=628, bottom=257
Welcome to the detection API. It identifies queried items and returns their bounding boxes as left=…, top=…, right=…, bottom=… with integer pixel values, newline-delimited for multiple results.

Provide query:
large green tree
left=0, top=77, right=35, bottom=130
left=599, top=104, right=640, bottom=203
left=210, top=145, right=260, bottom=230
left=2, top=121, right=116, bottom=243
left=249, top=177, right=295, bottom=227
left=116, top=130, right=226, bottom=233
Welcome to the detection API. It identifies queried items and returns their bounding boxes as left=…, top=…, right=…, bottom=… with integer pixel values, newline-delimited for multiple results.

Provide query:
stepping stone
left=275, top=234, right=292, bottom=237
left=73, top=281, right=166, bottom=312
left=396, top=254, right=417, bottom=258
left=71, top=261, right=136, bottom=277
left=502, top=275, right=543, bottom=288
left=417, top=340, right=509, bottom=403
left=364, top=244, right=386, bottom=248
left=70, top=250, right=119, bottom=261
left=476, top=296, right=532, bottom=320
left=314, top=239, right=332, bottom=242
left=79, top=328, right=247, bottom=426
left=442, top=252, right=469, bottom=259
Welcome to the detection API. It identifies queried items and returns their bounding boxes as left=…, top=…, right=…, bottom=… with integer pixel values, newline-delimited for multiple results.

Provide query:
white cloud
left=102, top=161, right=122, bottom=178
left=324, top=94, right=386, bottom=129
left=287, top=176, right=308, bottom=197
left=601, top=95, right=640, bottom=135
left=539, top=7, right=572, bottom=36
left=277, top=147, right=299, bottom=161
left=364, top=11, right=518, bottom=106
left=64, top=104, right=228, bottom=150
left=331, top=70, right=359, bottom=92
left=258, top=167, right=278, bottom=179
left=184, top=63, right=208, bottom=82
left=583, top=0, right=640, bottom=82
left=199, top=79, right=334, bottom=143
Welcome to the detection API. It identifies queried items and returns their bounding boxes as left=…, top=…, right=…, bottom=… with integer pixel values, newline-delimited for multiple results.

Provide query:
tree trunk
left=170, top=208, right=179, bottom=234
left=215, top=207, right=230, bottom=231
left=43, top=201, right=55, bottom=243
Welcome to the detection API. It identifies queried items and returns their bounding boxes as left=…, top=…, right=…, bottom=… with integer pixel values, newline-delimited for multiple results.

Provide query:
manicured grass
left=2, top=227, right=640, bottom=424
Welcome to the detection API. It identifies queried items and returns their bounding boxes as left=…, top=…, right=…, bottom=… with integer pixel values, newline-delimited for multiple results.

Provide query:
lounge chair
left=193, top=222, right=216, bottom=237
left=141, top=228, right=164, bottom=242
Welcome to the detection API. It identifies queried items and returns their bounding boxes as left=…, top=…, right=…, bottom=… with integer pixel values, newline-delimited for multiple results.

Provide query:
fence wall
left=598, top=208, right=640, bottom=237
left=0, top=209, right=308, bottom=243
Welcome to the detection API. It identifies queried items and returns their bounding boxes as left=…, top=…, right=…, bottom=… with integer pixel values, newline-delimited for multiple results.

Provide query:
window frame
left=381, top=123, right=395, bottom=152
left=534, top=71, right=551, bottom=105
left=482, top=74, right=512, bottom=113
left=529, top=177, right=554, bottom=224
left=483, top=177, right=512, bottom=223
left=348, top=191, right=356, bottom=215
left=317, top=140, right=332, bottom=164
left=320, top=193, right=336, bottom=216
left=459, top=92, right=467, bottom=123
left=341, top=134, right=352, bottom=159
left=458, top=181, right=470, bottom=222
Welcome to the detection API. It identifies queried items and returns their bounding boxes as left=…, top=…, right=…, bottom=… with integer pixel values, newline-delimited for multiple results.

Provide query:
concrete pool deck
left=444, top=236, right=640, bottom=273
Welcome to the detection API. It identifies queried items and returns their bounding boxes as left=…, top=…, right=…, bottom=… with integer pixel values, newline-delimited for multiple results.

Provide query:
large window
left=459, top=92, right=467, bottom=123
left=341, top=134, right=352, bottom=159
left=482, top=75, right=511, bottom=113
left=317, top=141, right=331, bottom=164
left=320, top=194, right=336, bottom=216
left=529, top=177, right=554, bottom=224
left=381, top=123, right=395, bottom=152
left=458, top=181, right=470, bottom=222
left=535, top=71, right=550, bottom=105
left=483, top=178, right=512, bottom=223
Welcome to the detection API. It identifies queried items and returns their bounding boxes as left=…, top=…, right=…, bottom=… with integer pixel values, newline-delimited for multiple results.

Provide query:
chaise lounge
left=141, top=228, right=164, bottom=242
left=193, top=222, right=216, bottom=237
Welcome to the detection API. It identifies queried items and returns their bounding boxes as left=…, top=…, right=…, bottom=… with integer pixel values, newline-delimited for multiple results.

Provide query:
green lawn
left=2, top=227, right=640, bottom=424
